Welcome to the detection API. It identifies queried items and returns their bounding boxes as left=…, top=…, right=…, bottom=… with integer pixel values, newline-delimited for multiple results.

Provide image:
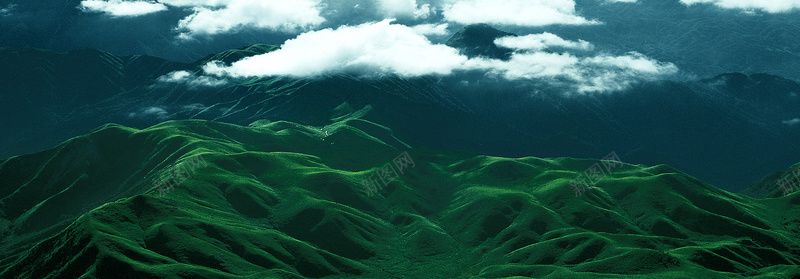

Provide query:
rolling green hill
left=1, top=118, right=799, bottom=278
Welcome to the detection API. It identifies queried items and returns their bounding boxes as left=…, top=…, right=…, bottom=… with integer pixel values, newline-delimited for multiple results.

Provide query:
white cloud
left=128, top=107, right=170, bottom=120
left=157, top=70, right=228, bottom=87
left=379, top=0, right=433, bottom=19
left=174, top=0, right=325, bottom=39
left=679, top=0, right=800, bottom=13
left=204, top=21, right=676, bottom=93
left=79, top=0, right=167, bottom=17
left=441, top=0, right=599, bottom=26
left=411, top=23, right=449, bottom=36
left=783, top=118, right=800, bottom=126
left=203, top=20, right=467, bottom=78
left=495, top=33, right=593, bottom=51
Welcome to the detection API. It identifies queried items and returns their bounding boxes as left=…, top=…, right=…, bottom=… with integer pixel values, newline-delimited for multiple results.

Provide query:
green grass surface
left=1, top=119, right=799, bottom=278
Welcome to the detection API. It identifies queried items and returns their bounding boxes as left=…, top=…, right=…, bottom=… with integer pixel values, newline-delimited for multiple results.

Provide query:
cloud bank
left=680, top=0, right=800, bottom=13
left=79, top=0, right=167, bottom=17
left=75, top=0, right=597, bottom=39
left=441, top=0, right=599, bottom=26
left=78, top=0, right=325, bottom=37
left=204, top=20, right=677, bottom=93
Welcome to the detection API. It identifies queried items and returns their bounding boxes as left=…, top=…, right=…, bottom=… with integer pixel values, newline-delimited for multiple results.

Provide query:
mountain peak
left=445, top=24, right=516, bottom=60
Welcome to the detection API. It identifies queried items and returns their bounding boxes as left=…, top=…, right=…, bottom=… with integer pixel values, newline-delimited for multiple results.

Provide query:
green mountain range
left=1, top=117, right=799, bottom=278
left=2, top=1, right=800, bottom=277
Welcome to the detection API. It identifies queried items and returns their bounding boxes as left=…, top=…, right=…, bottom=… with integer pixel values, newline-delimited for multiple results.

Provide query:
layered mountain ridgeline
left=0, top=47, right=186, bottom=158
left=1, top=25, right=799, bottom=192
left=447, top=72, right=800, bottom=193
left=0, top=44, right=478, bottom=158
left=1, top=119, right=800, bottom=278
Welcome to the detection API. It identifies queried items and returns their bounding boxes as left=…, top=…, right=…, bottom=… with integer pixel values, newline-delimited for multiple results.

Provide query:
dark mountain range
left=0, top=49, right=179, bottom=163
left=1, top=118, right=799, bottom=278
left=447, top=72, right=800, bottom=193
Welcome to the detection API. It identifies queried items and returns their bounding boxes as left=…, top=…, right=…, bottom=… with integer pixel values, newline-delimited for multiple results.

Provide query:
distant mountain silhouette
left=446, top=24, right=516, bottom=60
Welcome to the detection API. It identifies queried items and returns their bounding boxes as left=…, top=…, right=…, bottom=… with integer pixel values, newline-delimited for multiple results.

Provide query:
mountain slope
left=1, top=119, right=800, bottom=278
left=742, top=162, right=800, bottom=199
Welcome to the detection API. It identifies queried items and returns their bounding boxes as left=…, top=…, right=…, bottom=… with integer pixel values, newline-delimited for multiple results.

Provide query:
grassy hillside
left=1, top=119, right=799, bottom=278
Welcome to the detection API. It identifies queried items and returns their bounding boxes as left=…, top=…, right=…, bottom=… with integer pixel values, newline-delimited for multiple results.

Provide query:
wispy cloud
left=128, top=107, right=170, bottom=120
left=441, top=0, right=600, bottom=26
left=783, top=118, right=800, bottom=126
left=0, top=4, right=17, bottom=16
left=680, top=0, right=800, bottom=13
left=495, top=33, right=593, bottom=51
left=465, top=51, right=677, bottom=93
left=79, top=0, right=167, bottom=17
left=157, top=71, right=228, bottom=88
